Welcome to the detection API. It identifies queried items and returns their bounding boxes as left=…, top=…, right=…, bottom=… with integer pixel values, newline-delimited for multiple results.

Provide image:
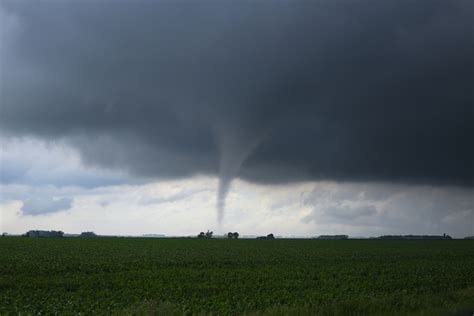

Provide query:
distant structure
left=79, top=231, right=97, bottom=238
left=25, top=230, right=64, bottom=238
left=142, top=234, right=166, bottom=238
left=317, top=235, right=348, bottom=240
left=464, top=236, right=474, bottom=240
left=257, top=233, right=275, bottom=240
left=377, top=234, right=452, bottom=240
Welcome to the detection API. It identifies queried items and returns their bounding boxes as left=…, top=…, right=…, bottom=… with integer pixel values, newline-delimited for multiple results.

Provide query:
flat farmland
left=0, top=238, right=473, bottom=315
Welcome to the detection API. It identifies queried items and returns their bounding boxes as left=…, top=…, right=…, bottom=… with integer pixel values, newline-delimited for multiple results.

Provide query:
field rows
left=0, top=238, right=473, bottom=315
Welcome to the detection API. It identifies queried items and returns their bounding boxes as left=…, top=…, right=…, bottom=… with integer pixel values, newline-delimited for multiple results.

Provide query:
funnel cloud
left=216, top=122, right=269, bottom=222
left=0, top=0, right=473, bottom=221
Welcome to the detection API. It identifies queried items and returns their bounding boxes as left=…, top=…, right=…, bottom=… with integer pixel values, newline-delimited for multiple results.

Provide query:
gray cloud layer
left=0, top=137, right=129, bottom=188
left=1, top=1, right=473, bottom=196
left=302, top=183, right=473, bottom=236
left=21, top=196, right=73, bottom=216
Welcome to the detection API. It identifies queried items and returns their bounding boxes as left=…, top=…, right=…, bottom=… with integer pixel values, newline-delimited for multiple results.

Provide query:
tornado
left=215, top=134, right=247, bottom=224
left=215, top=123, right=269, bottom=224
left=217, top=172, right=233, bottom=224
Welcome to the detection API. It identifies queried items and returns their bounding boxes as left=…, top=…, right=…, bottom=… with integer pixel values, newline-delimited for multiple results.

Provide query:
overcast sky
left=1, top=0, right=473, bottom=237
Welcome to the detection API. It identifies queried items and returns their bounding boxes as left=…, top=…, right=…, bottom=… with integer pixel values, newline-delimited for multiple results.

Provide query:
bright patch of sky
left=1, top=137, right=472, bottom=238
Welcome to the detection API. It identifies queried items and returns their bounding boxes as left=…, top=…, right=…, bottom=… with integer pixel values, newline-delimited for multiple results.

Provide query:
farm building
left=25, top=230, right=64, bottom=238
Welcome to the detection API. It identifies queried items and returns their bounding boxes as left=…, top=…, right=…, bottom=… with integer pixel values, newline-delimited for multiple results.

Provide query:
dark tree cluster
left=227, top=232, right=239, bottom=239
left=377, top=234, right=452, bottom=240
left=197, top=230, right=213, bottom=239
left=79, top=231, right=98, bottom=238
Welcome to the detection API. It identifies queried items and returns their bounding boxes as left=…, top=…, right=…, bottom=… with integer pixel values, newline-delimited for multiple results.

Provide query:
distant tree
left=227, top=232, right=239, bottom=239
left=257, top=233, right=275, bottom=240
left=197, top=230, right=214, bottom=239
left=79, top=231, right=97, bottom=238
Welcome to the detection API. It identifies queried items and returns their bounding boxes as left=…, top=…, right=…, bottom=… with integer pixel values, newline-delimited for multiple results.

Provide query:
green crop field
left=0, top=237, right=473, bottom=315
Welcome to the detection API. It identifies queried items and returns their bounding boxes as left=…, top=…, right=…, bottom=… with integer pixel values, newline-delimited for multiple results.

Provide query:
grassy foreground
left=0, top=237, right=473, bottom=315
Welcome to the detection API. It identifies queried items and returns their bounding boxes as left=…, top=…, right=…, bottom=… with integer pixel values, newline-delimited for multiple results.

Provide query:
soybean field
left=0, top=237, right=473, bottom=315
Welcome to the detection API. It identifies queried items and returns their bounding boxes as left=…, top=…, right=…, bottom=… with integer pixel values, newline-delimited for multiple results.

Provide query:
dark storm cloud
left=1, top=0, right=473, bottom=192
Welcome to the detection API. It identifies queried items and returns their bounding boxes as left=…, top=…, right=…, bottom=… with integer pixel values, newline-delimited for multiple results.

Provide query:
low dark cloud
left=301, top=183, right=473, bottom=235
left=318, top=205, right=377, bottom=221
left=21, top=196, right=73, bottom=215
left=0, top=137, right=129, bottom=188
left=1, top=0, right=472, bottom=210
